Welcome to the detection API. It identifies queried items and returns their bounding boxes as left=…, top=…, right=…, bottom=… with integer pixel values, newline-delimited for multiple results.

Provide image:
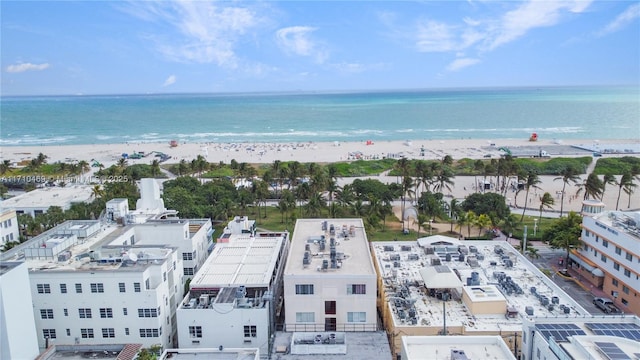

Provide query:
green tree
left=545, top=211, right=583, bottom=264
left=150, top=159, right=161, bottom=177
left=578, top=173, right=604, bottom=201
left=554, top=166, right=581, bottom=217
left=601, top=173, right=617, bottom=200
left=538, top=192, right=554, bottom=220
left=465, top=211, right=476, bottom=238
left=0, top=159, right=11, bottom=175
left=616, top=172, right=634, bottom=210
left=461, top=192, right=510, bottom=221
left=475, top=213, right=492, bottom=236
left=521, top=171, right=541, bottom=222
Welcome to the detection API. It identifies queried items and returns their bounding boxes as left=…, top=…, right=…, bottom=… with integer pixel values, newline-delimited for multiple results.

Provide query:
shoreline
left=2, top=137, right=639, bottom=214
left=3, top=138, right=639, bottom=167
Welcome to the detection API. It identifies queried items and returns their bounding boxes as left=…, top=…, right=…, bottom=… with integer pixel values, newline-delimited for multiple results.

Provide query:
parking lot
left=529, top=245, right=605, bottom=315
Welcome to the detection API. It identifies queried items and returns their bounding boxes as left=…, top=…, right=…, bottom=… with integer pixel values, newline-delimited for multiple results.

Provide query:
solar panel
left=594, top=341, right=631, bottom=360
left=586, top=323, right=640, bottom=340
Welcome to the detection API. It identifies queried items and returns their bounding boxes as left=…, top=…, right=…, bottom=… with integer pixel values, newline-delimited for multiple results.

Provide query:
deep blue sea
left=1, top=86, right=638, bottom=146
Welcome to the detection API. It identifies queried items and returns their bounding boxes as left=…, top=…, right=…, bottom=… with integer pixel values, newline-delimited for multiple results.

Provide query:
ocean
left=1, top=86, right=638, bottom=146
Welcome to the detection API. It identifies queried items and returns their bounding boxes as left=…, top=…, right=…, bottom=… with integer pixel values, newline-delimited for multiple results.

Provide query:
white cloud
left=120, top=2, right=265, bottom=67
left=276, top=26, right=328, bottom=63
left=6, top=62, right=50, bottom=73
left=597, top=3, right=640, bottom=37
left=415, top=21, right=458, bottom=52
left=446, top=57, right=480, bottom=71
left=163, top=75, right=177, bottom=87
left=487, top=0, right=593, bottom=50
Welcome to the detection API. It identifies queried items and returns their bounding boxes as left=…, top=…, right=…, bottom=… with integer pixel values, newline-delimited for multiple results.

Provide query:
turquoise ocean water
left=1, top=86, right=638, bottom=146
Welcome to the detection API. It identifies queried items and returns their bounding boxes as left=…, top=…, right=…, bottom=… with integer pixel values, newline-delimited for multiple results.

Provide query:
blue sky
left=1, top=0, right=639, bottom=95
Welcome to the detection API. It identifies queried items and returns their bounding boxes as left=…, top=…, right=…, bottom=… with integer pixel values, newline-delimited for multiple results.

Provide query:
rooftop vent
left=451, top=349, right=470, bottom=360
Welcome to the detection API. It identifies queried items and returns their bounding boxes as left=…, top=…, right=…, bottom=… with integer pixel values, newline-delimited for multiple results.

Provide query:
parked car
left=593, top=297, right=619, bottom=313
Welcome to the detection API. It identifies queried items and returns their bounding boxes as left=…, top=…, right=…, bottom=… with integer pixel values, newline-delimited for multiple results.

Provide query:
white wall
left=0, top=262, right=40, bottom=360
left=177, top=305, right=270, bottom=354
left=29, top=258, right=181, bottom=350
left=0, top=210, right=19, bottom=246
left=284, top=273, right=377, bottom=331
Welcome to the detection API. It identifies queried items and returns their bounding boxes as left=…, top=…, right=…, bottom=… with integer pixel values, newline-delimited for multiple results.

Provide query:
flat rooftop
left=271, top=331, right=392, bottom=360
left=401, top=336, right=515, bottom=360
left=590, top=210, right=640, bottom=239
left=159, top=348, right=259, bottom=360
left=0, top=185, right=94, bottom=209
left=526, top=316, right=640, bottom=359
left=285, top=218, right=375, bottom=276
left=3, top=222, right=175, bottom=273
left=190, top=232, right=286, bottom=289
left=0, top=261, right=23, bottom=276
left=373, top=237, right=588, bottom=332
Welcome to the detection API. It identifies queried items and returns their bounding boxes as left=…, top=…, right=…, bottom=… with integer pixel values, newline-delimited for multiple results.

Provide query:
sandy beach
left=3, top=138, right=639, bottom=213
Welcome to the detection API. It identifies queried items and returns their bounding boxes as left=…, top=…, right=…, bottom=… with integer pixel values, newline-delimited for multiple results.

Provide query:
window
left=243, top=325, right=257, bottom=338
left=145, top=279, right=150, bottom=290
left=347, top=312, right=366, bottom=322
left=295, top=284, right=314, bottom=295
left=139, top=328, right=160, bottom=338
left=40, top=309, right=54, bottom=319
left=163, top=272, right=167, bottom=282
left=189, top=326, right=202, bottom=338
left=37, top=284, right=51, bottom=294
left=624, top=269, right=631, bottom=277
left=79, top=308, right=92, bottom=318
left=60, top=283, right=67, bottom=293
left=623, top=285, right=630, bottom=294
left=601, top=254, right=607, bottom=263
left=102, top=328, right=115, bottom=338
left=182, top=252, right=193, bottom=261
left=123, top=308, right=128, bottom=316
left=119, top=283, right=126, bottom=293
left=125, top=328, right=130, bottom=336
left=75, top=283, right=82, bottom=293
left=614, top=262, right=620, bottom=271
left=81, top=328, right=94, bottom=338
left=602, top=240, right=608, bottom=248
left=626, top=252, right=633, bottom=261
left=615, top=246, right=621, bottom=255
left=134, top=282, right=141, bottom=292
left=595, top=236, right=599, bottom=243
left=100, top=308, right=113, bottom=318
left=90, top=283, right=104, bottom=293
left=43, top=329, right=56, bottom=339
left=138, top=308, right=158, bottom=318
left=66, top=329, right=71, bottom=336
left=296, top=312, right=315, bottom=322
left=183, top=267, right=194, bottom=276
left=622, top=298, right=628, bottom=306
left=347, top=284, right=366, bottom=295
left=612, top=278, right=619, bottom=286
left=325, top=301, right=336, bottom=315
left=64, top=308, right=68, bottom=316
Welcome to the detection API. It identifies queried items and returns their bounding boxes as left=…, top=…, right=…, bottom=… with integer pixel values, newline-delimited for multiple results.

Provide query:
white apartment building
left=400, top=336, right=515, bottom=360
left=0, top=220, right=184, bottom=352
left=283, top=219, right=377, bottom=332
left=0, top=185, right=94, bottom=217
left=521, top=315, right=640, bottom=360
left=0, top=261, right=40, bottom=360
left=0, top=209, right=20, bottom=247
left=578, top=200, right=640, bottom=315
left=177, top=228, right=289, bottom=357
left=103, top=218, right=214, bottom=279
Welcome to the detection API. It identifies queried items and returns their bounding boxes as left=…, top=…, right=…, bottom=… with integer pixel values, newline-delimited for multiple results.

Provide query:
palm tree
left=150, top=160, right=161, bottom=178
left=475, top=213, right=492, bottom=236
left=538, top=192, right=554, bottom=220
left=336, top=184, right=355, bottom=209
left=578, top=173, right=604, bottom=201
left=433, top=165, right=455, bottom=194
left=465, top=211, right=477, bottom=238
left=601, top=174, right=617, bottom=200
left=521, top=171, right=541, bottom=222
left=295, top=182, right=312, bottom=216
left=91, top=185, right=105, bottom=200
left=277, top=190, right=296, bottom=224
left=0, top=160, right=11, bottom=175
left=177, top=159, right=189, bottom=176
left=117, top=158, right=128, bottom=173
left=616, top=172, right=634, bottom=210
left=400, top=176, right=414, bottom=232
left=554, top=166, right=581, bottom=217
left=305, top=193, right=326, bottom=217
left=78, top=160, right=90, bottom=177
left=449, top=198, right=460, bottom=233
left=473, top=160, right=484, bottom=193
left=455, top=211, right=468, bottom=238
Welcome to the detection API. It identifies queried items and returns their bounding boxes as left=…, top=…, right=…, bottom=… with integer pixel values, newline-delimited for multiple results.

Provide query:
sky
left=1, top=0, right=639, bottom=96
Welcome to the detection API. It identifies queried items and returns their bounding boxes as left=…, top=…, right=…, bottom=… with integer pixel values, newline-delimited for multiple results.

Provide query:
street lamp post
left=429, top=219, right=433, bottom=236
left=533, top=218, right=538, bottom=236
